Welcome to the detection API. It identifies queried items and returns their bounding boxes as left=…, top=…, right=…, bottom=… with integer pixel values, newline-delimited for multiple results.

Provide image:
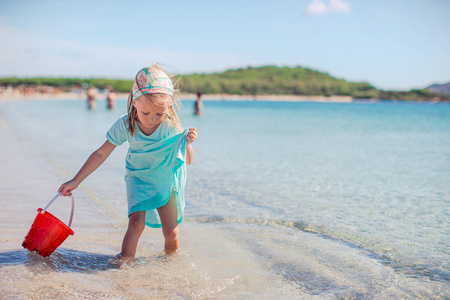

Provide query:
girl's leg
left=121, top=211, right=146, bottom=258
left=157, top=192, right=179, bottom=254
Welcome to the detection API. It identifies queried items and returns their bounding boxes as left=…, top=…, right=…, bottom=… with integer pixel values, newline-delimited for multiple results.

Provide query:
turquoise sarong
left=106, top=115, right=188, bottom=228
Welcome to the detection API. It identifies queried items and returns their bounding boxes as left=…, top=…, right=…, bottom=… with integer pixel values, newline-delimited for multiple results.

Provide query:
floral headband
left=132, top=67, right=174, bottom=99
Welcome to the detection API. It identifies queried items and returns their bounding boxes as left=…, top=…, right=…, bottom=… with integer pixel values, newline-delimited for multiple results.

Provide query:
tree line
left=1, top=66, right=448, bottom=101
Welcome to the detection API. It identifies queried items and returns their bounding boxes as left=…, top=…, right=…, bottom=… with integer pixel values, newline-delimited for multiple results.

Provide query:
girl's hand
left=58, top=179, right=78, bottom=196
left=187, top=127, right=197, bottom=145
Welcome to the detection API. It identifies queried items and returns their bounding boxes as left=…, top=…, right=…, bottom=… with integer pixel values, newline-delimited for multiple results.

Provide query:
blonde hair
left=127, top=65, right=182, bottom=135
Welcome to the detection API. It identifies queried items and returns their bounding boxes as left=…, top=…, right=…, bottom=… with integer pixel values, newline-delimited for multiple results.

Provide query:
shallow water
left=0, top=98, right=449, bottom=298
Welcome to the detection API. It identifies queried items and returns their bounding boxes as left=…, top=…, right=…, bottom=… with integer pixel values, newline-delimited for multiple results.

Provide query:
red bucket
left=22, top=193, right=75, bottom=257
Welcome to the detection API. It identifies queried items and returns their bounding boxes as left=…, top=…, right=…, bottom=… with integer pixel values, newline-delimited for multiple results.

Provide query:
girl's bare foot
left=109, top=253, right=135, bottom=266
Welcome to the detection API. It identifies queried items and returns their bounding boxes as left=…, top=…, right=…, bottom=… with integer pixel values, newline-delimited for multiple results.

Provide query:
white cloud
left=304, top=0, right=328, bottom=16
left=303, top=0, right=351, bottom=16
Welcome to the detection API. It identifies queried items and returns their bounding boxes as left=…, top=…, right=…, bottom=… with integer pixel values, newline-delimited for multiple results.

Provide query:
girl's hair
left=126, top=65, right=182, bottom=135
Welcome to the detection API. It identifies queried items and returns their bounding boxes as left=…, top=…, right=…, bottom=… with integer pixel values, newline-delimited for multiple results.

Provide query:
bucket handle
left=41, top=193, right=75, bottom=228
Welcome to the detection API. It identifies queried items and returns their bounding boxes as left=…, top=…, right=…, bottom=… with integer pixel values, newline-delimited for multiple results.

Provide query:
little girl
left=59, top=65, right=197, bottom=258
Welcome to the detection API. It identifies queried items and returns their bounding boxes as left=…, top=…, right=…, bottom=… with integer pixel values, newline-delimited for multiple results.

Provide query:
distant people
left=194, top=90, right=203, bottom=116
left=86, top=86, right=97, bottom=110
left=106, top=86, right=116, bottom=110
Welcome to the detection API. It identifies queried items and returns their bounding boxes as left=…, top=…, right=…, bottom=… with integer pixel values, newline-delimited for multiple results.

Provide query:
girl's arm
left=186, top=128, right=197, bottom=165
left=186, top=144, right=194, bottom=165
left=58, top=140, right=116, bottom=196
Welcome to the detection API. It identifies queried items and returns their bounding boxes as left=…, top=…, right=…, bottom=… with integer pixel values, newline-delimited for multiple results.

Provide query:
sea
left=0, top=97, right=449, bottom=299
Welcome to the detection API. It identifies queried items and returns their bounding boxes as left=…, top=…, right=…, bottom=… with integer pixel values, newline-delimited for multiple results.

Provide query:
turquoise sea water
left=1, top=98, right=449, bottom=298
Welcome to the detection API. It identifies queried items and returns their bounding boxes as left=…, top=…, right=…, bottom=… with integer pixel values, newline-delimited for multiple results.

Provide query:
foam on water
left=0, top=99, right=449, bottom=298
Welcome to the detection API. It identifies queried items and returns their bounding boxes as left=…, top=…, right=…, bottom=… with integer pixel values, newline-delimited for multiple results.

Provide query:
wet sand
left=0, top=105, right=303, bottom=298
left=1, top=99, right=448, bottom=299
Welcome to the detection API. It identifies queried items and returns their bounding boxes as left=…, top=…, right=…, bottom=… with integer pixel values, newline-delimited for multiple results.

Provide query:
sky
left=0, top=0, right=449, bottom=91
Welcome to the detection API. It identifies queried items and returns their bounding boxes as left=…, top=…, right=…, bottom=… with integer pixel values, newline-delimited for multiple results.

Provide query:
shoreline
left=2, top=91, right=446, bottom=103
left=1, top=97, right=448, bottom=299
left=181, top=93, right=353, bottom=102
left=0, top=91, right=353, bottom=103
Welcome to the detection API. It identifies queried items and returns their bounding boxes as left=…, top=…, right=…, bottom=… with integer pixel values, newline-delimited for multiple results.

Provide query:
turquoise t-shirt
left=106, top=115, right=189, bottom=228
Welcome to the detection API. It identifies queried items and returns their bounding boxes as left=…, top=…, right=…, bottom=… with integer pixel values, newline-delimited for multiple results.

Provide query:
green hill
left=1, top=66, right=448, bottom=101
left=180, top=66, right=449, bottom=101
left=181, top=66, right=376, bottom=97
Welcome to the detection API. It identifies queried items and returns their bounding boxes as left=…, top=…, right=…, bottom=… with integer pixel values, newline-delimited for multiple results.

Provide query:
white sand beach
left=0, top=90, right=353, bottom=103
left=0, top=101, right=305, bottom=299
left=1, top=99, right=448, bottom=299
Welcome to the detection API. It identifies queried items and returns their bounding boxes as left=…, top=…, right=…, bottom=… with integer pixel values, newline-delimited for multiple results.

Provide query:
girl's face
left=133, top=94, right=171, bottom=131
